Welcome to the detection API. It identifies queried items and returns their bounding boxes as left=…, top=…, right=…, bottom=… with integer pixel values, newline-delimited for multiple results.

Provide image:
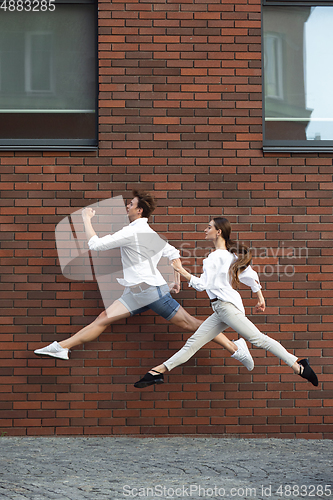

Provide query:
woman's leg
left=59, top=300, right=131, bottom=349
left=169, top=305, right=237, bottom=354
left=212, top=301, right=299, bottom=371
left=151, top=312, right=228, bottom=374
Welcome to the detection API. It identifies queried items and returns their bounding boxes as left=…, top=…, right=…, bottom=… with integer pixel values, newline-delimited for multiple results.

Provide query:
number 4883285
left=0, top=0, right=56, bottom=11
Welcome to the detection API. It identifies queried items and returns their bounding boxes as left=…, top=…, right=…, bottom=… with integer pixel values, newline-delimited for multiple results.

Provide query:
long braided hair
left=213, top=217, right=252, bottom=289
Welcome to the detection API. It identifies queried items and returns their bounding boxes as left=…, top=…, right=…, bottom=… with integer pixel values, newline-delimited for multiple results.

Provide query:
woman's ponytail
left=213, top=218, right=252, bottom=289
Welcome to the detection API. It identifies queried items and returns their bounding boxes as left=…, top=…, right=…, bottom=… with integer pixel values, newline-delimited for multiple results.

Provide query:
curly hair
left=132, top=189, right=157, bottom=219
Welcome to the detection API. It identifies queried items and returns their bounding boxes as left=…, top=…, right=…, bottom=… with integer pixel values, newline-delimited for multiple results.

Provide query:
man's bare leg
left=59, top=300, right=131, bottom=350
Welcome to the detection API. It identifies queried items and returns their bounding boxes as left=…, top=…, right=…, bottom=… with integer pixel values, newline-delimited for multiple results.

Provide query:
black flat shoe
left=134, top=369, right=164, bottom=389
left=298, top=359, right=318, bottom=387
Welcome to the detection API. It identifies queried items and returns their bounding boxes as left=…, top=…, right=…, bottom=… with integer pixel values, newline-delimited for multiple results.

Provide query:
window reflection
left=0, top=5, right=96, bottom=145
left=26, top=33, right=53, bottom=93
left=263, top=6, right=333, bottom=144
left=264, top=34, right=283, bottom=100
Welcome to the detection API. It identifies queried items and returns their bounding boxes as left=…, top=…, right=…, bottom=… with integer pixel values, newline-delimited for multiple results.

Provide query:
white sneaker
left=34, top=341, right=70, bottom=360
left=232, top=338, right=254, bottom=371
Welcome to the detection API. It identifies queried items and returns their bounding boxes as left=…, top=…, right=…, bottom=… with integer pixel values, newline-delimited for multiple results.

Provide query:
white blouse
left=189, top=249, right=261, bottom=314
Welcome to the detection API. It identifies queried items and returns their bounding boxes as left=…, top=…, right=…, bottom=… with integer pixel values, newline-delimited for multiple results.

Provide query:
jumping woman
left=134, top=218, right=318, bottom=388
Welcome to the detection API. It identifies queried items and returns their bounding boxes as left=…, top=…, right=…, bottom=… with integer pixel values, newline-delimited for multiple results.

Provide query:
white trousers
left=164, top=300, right=298, bottom=371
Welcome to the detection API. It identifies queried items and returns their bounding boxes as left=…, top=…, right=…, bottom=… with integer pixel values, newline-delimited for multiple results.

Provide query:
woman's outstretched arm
left=254, top=289, right=266, bottom=313
left=171, top=258, right=192, bottom=281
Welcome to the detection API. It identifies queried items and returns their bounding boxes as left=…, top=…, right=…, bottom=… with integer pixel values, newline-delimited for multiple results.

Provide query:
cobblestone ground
left=0, top=437, right=332, bottom=500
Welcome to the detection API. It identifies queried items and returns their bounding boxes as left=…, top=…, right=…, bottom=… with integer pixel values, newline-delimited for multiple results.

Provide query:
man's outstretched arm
left=82, top=207, right=96, bottom=241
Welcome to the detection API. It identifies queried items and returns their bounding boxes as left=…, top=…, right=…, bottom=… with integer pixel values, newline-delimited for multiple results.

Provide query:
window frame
left=262, top=0, right=333, bottom=152
left=0, top=0, right=98, bottom=152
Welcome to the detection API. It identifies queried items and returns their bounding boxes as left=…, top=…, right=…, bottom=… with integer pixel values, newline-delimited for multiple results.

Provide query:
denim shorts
left=118, top=283, right=180, bottom=321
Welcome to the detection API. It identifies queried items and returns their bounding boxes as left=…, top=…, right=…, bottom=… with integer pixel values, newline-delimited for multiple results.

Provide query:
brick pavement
left=0, top=437, right=332, bottom=500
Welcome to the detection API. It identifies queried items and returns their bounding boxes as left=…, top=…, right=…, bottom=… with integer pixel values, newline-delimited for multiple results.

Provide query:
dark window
left=262, top=2, right=333, bottom=151
left=0, top=0, right=97, bottom=150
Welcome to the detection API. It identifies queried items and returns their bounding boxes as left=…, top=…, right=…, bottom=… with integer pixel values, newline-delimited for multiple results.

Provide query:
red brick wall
left=0, top=0, right=332, bottom=438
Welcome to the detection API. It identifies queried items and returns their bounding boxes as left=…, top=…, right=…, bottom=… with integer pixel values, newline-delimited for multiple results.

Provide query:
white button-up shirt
left=88, top=218, right=180, bottom=287
left=189, top=249, right=261, bottom=314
